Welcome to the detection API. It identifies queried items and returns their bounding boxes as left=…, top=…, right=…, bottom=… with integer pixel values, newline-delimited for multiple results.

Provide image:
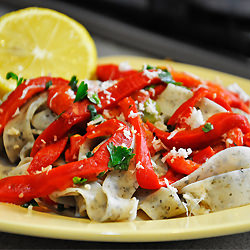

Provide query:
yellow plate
left=1, top=56, right=250, bottom=242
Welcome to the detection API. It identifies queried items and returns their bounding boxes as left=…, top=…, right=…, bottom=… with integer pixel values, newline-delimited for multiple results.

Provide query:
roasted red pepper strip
left=47, top=85, right=75, bottom=115
left=31, top=71, right=162, bottom=156
left=65, top=135, right=87, bottom=162
left=158, top=168, right=184, bottom=185
left=165, top=154, right=200, bottom=175
left=147, top=112, right=250, bottom=150
left=167, top=87, right=208, bottom=126
left=192, top=146, right=215, bottom=164
left=171, top=70, right=249, bottom=113
left=0, top=77, right=68, bottom=135
left=96, top=64, right=137, bottom=81
left=225, top=128, right=244, bottom=147
left=0, top=120, right=132, bottom=205
left=27, top=137, right=68, bottom=174
left=119, top=97, right=161, bottom=189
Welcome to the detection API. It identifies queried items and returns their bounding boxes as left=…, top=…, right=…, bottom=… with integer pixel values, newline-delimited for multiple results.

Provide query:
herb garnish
left=87, top=104, right=98, bottom=120
left=158, top=69, right=182, bottom=86
left=21, top=199, right=39, bottom=208
left=88, top=93, right=101, bottom=105
left=72, top=176, right=88, bottom=185
left=69, top=75, right=78, bottom=92
left=107, top=142, right=135, bottom=171
left=6, top=72, right=26, bottom=87
left=202, top=122, right=214, bottom=133
left=45, top=80, right=52, bottom=90
left=74, top=81, right=88, bottom=103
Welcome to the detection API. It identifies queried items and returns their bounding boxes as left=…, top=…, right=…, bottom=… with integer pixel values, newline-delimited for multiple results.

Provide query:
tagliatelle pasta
left=1, top=62, right=250, bottom=222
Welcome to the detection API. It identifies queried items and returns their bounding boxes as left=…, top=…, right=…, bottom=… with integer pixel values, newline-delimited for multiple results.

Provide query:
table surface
left=1, top=4, right=250, bottom=250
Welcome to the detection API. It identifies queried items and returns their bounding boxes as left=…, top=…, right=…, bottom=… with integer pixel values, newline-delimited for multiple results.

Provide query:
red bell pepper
left=119, top=97, right=161, bottom=189
left=0, top=119, right=132, bottom=205
left=27, top=137, right=68, bottom=174
left=192, top=146, right=215, bottom=164
left=65, top=135, right=87, bottom=162
left=147, top=112, right=250, bottom=150
left=167, top=87, right=208, bottom=127
left=164, top=153, right=200, bottom=175
left=47, top=85, right=75, bottom=115
left=158, top=168, right=185, bottom=185
left=170, top=70, right=249, bottom=113
left=225, top=128, right=244, bottom=147
left=0, top=77, right=68, bottom=135
left=31, top=71, right=162, bottom=156
left=96, top=64, right=137, bottom=81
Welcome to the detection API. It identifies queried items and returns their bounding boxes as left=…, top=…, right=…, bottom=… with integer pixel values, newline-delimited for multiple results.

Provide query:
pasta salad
left=1, top=62, right=250, bottom=222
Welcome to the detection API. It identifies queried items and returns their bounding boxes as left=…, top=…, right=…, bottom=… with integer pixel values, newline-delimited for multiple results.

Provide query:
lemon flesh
left=0, top=7, right=97, bottom=97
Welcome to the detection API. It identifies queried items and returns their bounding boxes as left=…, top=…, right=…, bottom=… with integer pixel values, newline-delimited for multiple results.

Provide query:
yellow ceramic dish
left=1, top=56, right=250, bottom=242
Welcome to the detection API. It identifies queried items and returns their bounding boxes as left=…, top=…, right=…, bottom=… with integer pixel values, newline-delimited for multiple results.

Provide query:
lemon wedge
left=0, top=7, right=97, bottom=97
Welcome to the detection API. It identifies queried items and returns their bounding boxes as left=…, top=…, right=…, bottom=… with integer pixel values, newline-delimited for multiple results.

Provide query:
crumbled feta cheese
left=145, top=99, right=158, bottom=115
left=123, top=128, right=131, bottom=139
left=128, top=110, right=142, bottom=118
left=142, top=65, right=162, bottom=79
left=136, top=161, right=144, bottom=170
left=138, top=102, right=145, bottom=112
left=227, top=83, right=250, bottom=102
left=103, top=109, right=112, bottom=119
left=65, top=88, right=76, bottom=99
left=41, top=139, right=46, bottom=144
left=119, top=61, right=132, bottom=71
left=185, top=107, right=205, bottom=129
left=169, top=147, right=192, bottom=159
left=152, top=137, right=164, bottom=152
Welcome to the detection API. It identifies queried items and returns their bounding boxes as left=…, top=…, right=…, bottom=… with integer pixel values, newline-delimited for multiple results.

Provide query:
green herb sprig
left=72, top=176, right=88, bottom=185
left=202, top=122, right=214, bottom=133
left=6, top=72, right=26, bottom=87
left=74, top=81, right=88, bottom=103
left=107, top=142, right=135, bottom=171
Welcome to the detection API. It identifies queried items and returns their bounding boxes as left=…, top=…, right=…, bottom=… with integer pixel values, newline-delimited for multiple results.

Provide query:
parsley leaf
left=69, top=75, right=78, bottom=92
left=202, top=122, right=214, bottom=133
left=74, top=81, right=88, bottom=103
left=21, top=199, right=39, bottom=208
left=87, top=104, right=98, bottom=119
left=6, top=72, right=26, bottom=87
left=72, top=176, right=88, bottom=185
left=158, top=70, right=182, bottom=86
left=45, top=80, right=52, bottom=90
left=107, top=142, right=135, bottom=171
left=88, top=93, right=101, bottom=105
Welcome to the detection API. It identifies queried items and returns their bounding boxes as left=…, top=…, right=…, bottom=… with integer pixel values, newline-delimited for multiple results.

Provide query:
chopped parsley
left=69, top=75, right=78, bottom=92
left=107, top=142, right=135, bottom=171
left=87, top=104, right=98, bottom=120
left=45, top=80, right=52, bottom=90
left=86, top=151, right=94, bottom=158
left=158, top=69, right=182, bottom=86
left=6, top=72, right=26, bottom=87
left=74, top=81, right=88, bottom=103
left=57, top=110, right=65, bottom=119
left=202, top=122, right=214, bottom=133
left=21, top=199, right=39, bottom=208
left=88, top=93, right=101, bottom=105
left=72, top=176, right=88, bottom=185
